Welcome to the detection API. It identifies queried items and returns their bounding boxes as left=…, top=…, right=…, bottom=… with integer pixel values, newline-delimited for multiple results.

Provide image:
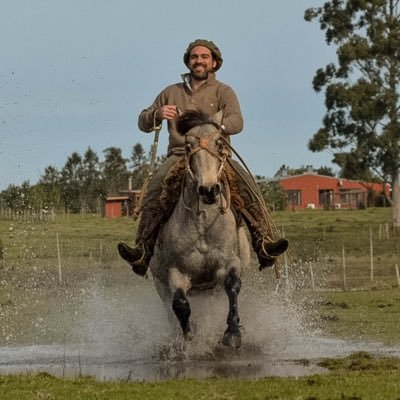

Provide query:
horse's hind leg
left=172, top=288, right=192, bottom=340
left=222, top=270, right=242, bottom=349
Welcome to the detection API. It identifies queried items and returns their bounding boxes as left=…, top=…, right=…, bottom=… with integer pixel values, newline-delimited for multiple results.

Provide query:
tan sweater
left=138, top=73, right=244, bottom=155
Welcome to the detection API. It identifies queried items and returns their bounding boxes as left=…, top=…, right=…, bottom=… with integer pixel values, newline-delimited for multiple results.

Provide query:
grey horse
left=149, top=110, right=250, bottom=349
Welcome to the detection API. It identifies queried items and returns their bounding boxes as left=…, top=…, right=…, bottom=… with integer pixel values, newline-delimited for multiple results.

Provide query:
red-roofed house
left=279, top=171, right=390, bottom=210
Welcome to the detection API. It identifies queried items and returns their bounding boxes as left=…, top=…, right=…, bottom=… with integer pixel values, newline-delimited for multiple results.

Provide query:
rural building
left=279, top=170, right=390, bottom=210
left=104, top=190, right=141, bottom=218
left=104, top=170, right=390, bottom=217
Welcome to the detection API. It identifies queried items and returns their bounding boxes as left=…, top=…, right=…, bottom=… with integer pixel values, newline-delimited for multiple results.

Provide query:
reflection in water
left=0, top=343, right=326, bottom=381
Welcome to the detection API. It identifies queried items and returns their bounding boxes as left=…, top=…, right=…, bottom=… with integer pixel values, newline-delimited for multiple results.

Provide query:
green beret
left=183, top=39, right=223, bottom=71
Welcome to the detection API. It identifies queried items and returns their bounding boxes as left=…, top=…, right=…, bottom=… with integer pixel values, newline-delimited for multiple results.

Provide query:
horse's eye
left=185, top=143, right=192, bottom=152
left=216, top=139, right=224, bottom=151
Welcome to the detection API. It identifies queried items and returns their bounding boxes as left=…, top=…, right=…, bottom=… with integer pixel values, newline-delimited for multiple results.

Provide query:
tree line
left=0, top=144, right=158, bottom=215
left=1, top=139, right=341, bottom=215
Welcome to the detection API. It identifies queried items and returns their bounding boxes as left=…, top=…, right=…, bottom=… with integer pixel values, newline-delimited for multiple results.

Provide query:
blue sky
left=0, top=0, right=337, bottom=191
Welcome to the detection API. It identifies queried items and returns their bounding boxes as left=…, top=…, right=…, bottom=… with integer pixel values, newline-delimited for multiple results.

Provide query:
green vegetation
left=1, top=208, right=400, bottom=397
left=305, top=1, right=400, bottom=229
left=0, top=143, right=154, bottom=215
left=312, top=289, right=400, bottom=345
left=1, top=356, right=400, bottom=400
left=274, top=208, right=400, bottom=290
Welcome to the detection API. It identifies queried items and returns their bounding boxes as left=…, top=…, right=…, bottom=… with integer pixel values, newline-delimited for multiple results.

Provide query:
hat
left=183, top=39, right=223, bottom=71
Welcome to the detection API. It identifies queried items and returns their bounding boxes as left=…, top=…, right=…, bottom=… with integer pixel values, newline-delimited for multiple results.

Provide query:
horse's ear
left=211, top=110, right=224, bottom=127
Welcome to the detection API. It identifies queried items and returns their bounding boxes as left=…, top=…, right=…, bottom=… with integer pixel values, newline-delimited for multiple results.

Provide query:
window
left=339, top=189, right=351, bottom=203
left=287, top=190, right=301, bottom=206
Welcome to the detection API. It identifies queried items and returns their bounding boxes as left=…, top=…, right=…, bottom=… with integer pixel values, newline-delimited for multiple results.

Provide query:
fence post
left=284, top=252, right=289, bottom=291
left=309, top=263, right=315, bottom=291
left=395, top=264, right=400, bottom=288
left=56, top=232, right=63, bottom=284
left=370, top=227, right=374, bottom=282
left=99, top=242, right=103, bottom=266
left=342, top=245, right=347, bottom=291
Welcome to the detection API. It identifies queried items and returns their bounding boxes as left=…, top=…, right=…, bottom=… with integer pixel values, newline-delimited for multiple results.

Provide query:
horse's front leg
left=222, top=269, right=242, bottom=349
left=170, top=268, right=193, bottom=340
left=172, top=288, right=192, bottom=340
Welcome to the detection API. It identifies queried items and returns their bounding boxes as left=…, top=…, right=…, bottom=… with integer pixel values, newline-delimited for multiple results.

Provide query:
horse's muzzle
left=198, top=184, right=221, bottom=205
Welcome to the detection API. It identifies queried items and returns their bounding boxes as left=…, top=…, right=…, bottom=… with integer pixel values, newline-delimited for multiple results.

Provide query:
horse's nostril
left=198, top=184, right=220, bottom=204
left=198, top=186, right=209, bottom=197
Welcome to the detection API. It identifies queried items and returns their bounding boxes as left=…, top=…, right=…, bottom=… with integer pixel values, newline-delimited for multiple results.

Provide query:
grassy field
left=1, top=207, right=399, bottom=288
left=1, top=208, right=400, bottom=398
left=1, top=353, right=400, bottom=399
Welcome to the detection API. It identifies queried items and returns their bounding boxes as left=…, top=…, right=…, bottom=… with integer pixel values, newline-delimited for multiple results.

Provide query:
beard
left=190, top=63, right=210, bottom=81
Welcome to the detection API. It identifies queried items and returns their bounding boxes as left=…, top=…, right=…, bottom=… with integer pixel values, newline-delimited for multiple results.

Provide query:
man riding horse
left=118, top=39, right=288, bottom=276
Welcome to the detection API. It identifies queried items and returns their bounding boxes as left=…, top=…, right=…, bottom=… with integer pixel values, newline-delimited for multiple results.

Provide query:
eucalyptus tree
left=0, top=182, right=31, bottom=212
left=102, top=147, right=129, bottom=196
left=130, top=143, right=150, bottom=189
left=305, top=0, right=400, bottom=228
left=39, top=166, right=62, bottom=210
left=60, top=152, right=84, bottom=213
left=81, top=147, right=104, bottom=212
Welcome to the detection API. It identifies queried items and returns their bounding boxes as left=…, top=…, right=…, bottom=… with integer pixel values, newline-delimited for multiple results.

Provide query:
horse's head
left=176, top=110, right=228, bottom=205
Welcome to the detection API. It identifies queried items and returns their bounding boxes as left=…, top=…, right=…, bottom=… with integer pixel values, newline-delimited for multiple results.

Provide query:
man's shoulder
left=159, top=81, right=185, bottom=94
left=212, top=78, right=236, bottom=94
left=208, top=74, right=232, bottom=90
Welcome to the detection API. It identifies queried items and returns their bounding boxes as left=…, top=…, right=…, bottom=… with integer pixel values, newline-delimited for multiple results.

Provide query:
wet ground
left=1, top=270, right=399, bottom=382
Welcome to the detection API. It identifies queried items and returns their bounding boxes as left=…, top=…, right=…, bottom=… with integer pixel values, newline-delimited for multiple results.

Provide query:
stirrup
left=258, top=238, right=288, bottom=270
left=117, top=242, right=148, bottom=277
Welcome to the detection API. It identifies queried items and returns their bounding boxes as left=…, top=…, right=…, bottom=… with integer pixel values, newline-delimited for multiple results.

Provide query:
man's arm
left=219, top=85, right=244, bottom=135
left=138, top=96, right=162, bottom=133
left=138, top=87, right=179, bottom=133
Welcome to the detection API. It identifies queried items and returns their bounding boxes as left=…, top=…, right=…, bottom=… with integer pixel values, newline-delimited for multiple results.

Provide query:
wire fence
left=1, top=210, right=399, bottom=292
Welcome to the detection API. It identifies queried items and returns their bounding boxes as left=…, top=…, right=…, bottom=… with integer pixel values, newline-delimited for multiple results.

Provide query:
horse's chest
left=160, top=210, right=239, bottom=268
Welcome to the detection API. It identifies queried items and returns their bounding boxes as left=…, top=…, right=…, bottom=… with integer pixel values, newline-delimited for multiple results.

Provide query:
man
left=118, top=39, right=288, bottom=276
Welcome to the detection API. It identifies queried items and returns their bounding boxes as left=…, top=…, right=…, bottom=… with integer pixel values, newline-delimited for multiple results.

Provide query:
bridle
left=182, top=128, right=231, bottom=213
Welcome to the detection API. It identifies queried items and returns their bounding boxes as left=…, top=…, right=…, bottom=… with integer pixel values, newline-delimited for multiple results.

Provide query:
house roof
left=279, top=173, right=390, bottom=194
left=105, top=196, right=130, bottom=201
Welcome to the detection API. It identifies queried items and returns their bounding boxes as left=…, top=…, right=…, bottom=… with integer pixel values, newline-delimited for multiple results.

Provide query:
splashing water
left=1, top=266, right=399, bottom=381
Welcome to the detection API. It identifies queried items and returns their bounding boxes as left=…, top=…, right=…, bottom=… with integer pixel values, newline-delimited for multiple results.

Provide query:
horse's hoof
left=183, top=330, right=194, bottom=341
left=221, top=331, right=241, bottom=349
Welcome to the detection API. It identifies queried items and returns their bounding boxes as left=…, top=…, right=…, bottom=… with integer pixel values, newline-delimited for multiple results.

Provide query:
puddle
left=1, top=270, right=399, bottom=381
left=0, top=343, right=326, bottom=381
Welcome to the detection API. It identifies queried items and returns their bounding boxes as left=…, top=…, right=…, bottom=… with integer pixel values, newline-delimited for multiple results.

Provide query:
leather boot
left=241, top=203, right=288, bottom=270
left=118, top=208, right=165, bottom=276
left=117, top=242, right=150, bottom=277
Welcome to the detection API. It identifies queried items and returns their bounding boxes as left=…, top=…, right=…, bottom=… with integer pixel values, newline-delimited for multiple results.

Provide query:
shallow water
left=1, top=269, right=399, bottom=382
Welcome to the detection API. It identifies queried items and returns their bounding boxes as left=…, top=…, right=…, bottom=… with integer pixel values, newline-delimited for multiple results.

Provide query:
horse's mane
left=176, top=110, right=219, bottom=135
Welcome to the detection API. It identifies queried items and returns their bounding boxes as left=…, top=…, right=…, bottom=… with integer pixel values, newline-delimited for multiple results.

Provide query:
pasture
left=0, top=208, right=400, bottom=398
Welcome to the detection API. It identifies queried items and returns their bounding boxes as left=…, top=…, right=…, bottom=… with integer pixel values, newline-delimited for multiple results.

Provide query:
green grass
left=311, top=289, right=400, bottom=345
left=1, top=209, right=400, bottom=397
left=0, top=214, right=138, bottom=268
left=1, top=356, right=400, bottom=400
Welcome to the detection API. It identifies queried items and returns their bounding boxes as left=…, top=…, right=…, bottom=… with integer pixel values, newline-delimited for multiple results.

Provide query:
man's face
left=188, top=46, right=217, bottom=80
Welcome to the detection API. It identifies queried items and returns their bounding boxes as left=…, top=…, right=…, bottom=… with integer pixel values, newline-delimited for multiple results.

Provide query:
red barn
left=104, top=190, right=141, bottom=218
left=279, top=171, right=390, bottom=210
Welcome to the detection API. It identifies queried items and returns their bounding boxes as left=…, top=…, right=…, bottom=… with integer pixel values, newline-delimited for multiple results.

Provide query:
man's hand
left=156, top=105, right=178, bottom=121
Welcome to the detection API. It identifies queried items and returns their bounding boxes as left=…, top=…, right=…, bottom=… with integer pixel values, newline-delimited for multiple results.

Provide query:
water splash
left=1, top=265, right=399, bottom=381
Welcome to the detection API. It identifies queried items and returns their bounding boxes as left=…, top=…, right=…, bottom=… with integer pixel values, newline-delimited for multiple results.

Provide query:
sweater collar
left=181, top=72, right=216, bottom=91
